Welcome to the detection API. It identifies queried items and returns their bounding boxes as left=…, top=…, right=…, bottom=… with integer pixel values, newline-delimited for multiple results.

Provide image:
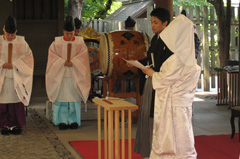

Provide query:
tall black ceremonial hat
left=74, top=17, right=82, bottom=29
left=181, top=9, right=187, bottom=16
left=5, top=16, right=17, bottom=33
left=125, top=16, right=136, bottom=28
left=63, top=16, right=75, bottom=31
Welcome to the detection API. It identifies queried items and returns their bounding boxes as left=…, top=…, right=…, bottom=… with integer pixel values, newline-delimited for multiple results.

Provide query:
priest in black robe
left=134, top=7, right=173, bottom=158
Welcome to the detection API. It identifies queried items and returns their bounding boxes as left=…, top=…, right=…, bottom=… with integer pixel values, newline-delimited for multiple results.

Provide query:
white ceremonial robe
left=150, top=15, right=201, bottom=159
left=150, top=55, right=200, bottom=159
left=55, top=67, right=81, bottom=102
left=46, top=36, right=91, bottom=103
left=0, top=35, right=34, bottom=106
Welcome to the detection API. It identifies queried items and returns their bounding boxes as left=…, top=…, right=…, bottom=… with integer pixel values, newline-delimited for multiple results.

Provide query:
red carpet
left=70, top=134, right=240, bottom=159
left=70, top=139, right=143, bottom=159
left=195, top=134, right=240, bottom=159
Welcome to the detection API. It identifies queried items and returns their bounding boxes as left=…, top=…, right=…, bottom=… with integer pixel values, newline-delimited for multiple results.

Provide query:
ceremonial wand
left=8, top=43, right=13, bottom=64
left=67, top=43, right=72, bottom=62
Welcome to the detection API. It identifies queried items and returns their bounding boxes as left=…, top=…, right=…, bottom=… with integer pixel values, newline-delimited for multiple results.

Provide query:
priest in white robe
left=0, top=16, right=34, bottom=135
left=46, top=16, right=91, bottom=130
left=142, top=15, right=201, bottom=159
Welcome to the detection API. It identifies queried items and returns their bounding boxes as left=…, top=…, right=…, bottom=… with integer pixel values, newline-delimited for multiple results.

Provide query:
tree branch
left=206, top=0, right=215, bottom=6
left=95, top=0, right=113, bottom=19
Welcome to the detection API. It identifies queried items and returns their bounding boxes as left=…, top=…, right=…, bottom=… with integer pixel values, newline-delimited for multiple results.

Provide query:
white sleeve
left=152, top=54, right=183, bottom=90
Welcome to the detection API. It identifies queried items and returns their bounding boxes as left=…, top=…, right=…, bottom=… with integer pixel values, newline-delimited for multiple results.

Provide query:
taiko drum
left=99, top=30, right=150, bottom=78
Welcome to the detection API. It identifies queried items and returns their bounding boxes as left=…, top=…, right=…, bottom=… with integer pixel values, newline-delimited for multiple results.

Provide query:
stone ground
left=0, top=109, right=74, bottom=159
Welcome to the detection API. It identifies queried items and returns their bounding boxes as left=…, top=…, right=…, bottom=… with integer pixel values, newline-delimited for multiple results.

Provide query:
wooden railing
left=228, top=71, right=240, bottom=107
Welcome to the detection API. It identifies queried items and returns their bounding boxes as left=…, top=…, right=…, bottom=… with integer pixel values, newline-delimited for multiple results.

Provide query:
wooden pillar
left=147, top=6, right=154, bottom=38
left=238, top=2, right=240, bottom=106
left=34, top=0, right=43, bottom=19
left=230, top=7, right=236, bottom=60
left=210, top=7, right=215, bottom=88
left=58, top=0, right=65, bottom=35
left=202, top=6, right=210, bottom=91
left=154, top=0, right=173, bottom=21
left=0, top=0, right=13, bottom=34
left=25, top=0, right=34, bottom=19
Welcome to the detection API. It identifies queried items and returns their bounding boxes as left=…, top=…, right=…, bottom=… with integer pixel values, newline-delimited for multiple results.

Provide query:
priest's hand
left=141, top=67, right=155, bottom=77
left=64, top=61, right=73, bottom=67
left=3, top=63, right=13, bottom=69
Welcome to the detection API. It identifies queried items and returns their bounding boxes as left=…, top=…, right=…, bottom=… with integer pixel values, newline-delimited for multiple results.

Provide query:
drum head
left=99, top=33, right=113, bottom=77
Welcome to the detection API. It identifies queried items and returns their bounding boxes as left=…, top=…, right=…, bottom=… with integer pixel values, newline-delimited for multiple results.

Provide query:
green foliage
left=64, top=0, right=69, bottom=18
left=64, top=0, right=122, bottom=19
left=107, top=1, right=122, bottom=15
left=173, top=0, right=212, bottom=6
left=82, top=0, right=122, bottom=19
